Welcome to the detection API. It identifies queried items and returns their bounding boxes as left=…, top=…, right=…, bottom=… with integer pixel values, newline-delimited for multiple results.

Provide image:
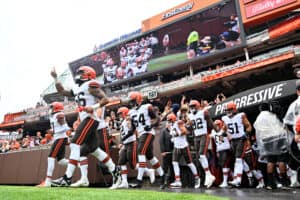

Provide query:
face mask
left=128, top=100, right=137, bottom=109
left=190, top=108, right=196, bottom=114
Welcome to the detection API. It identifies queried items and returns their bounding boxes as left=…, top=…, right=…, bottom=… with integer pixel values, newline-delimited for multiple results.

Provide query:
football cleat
left=228, top=179, right=241, bottom=187
left=256, top=181, right=265, bottom=189
left=194, top=177, right=201, bottom=189
left=219, top=181, right=228, bottom=188
left=170, top=180, right=182, bottom=188
left=205, top=174, right=216, bottom=188
left=70, top=179, right=89, bottom=187
left=51, top=175, right=71, bottom=187
left=148, top=169, right=155, bottom=184
left=111, top=167, right=121, bottom=187
left=117, top=180, right=129, bottom=189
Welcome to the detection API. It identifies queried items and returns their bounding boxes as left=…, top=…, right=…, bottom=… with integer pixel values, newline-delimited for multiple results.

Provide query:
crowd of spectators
left=0, top=130, right=56, bottom=154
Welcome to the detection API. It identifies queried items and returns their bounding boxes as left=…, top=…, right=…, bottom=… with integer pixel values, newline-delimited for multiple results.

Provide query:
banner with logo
left=209, top=79, right=298, bottom=118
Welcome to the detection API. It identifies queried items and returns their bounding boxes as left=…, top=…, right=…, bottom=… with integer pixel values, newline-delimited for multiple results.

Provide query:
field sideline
left=0, top=185, right=229, bottom=200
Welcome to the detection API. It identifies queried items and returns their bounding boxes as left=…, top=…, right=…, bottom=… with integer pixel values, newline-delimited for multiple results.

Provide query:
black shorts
left=230, top=138, right=247, bottom=158
left=98, top=128, right=110, bottom=155
left=218, top=150, right=232, bottom=168
left=172, top=147, right=193, bottom=164
left=48, top=138, right=68, bottom=161
left=71, top=117, right=99, bottom=145
left=267, top=152, right=289, bottom=163
left=194, top=134, right=209, bottom=156
left=118, top=141, right=137, bottom=169
left=137, top=134, right=154, bottom=160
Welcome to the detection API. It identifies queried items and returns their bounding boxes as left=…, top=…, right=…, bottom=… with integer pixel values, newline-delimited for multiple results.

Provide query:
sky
left=0, top=0, right=186, bottom=121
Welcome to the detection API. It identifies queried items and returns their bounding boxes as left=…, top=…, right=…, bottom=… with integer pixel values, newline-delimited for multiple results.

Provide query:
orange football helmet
left=117, top=107, right=129, bottom=119
left=295, top=116, right=300, bottom=133
left=129, top=91, right=143, bottom=104
left=226, top=102, right=237, bottom=111
left=167, top=113, right=177, bottom=123
left=50, top=102, right=64, bottom=114
left=214, top=119, right=223, bottom=128
left=75, top=66, right=96, bottom=83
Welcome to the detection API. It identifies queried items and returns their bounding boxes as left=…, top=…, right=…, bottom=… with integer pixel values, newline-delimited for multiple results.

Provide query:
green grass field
left=147, top=52, right=187, bottom=72
left=0, top=186, right=229, bottom=200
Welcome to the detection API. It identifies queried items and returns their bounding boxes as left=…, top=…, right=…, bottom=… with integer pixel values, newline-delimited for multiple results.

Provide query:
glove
left=144, top=125, right=152, bottom=132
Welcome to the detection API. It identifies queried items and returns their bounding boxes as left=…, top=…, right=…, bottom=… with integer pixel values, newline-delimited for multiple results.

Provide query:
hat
left=171, top=104, right=180, bottom=114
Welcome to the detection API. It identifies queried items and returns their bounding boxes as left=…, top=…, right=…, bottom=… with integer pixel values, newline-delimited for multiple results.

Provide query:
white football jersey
left=72, top=80, right=101, bottom=121
left=222, top=112, right=246, bottom=139
left=211, top=129, right=230, bottom=152
left=188, top=110, right=208, bottom=136
left=120, top=118, right=136, bottom=144
left=126, top=55, right=137, bottom=68
left=171, top=121, right=188, bottom=149
left=105, top=65, right=117, bottom=82
left=50, top=112, right=70, bottom=141
left=132, top=64, right=147, bottom=76
left=129, top=104, right=155, bottom=137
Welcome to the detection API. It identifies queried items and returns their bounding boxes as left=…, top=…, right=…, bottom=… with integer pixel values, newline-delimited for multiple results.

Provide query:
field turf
left=0, top=185, right=229, bottom=200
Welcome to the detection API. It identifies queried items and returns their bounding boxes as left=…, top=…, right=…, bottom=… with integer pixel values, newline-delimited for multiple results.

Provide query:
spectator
left=0, top=140, right=10, bottom=153
left=187, top=31, right=199, bottom=56
left=21, top=136, right=30, bottom=148
left=162, top=34, right=170, bottom=55
left=10, top=139, right=20, bottom=151
left=35, top=131, right=43, bottom=146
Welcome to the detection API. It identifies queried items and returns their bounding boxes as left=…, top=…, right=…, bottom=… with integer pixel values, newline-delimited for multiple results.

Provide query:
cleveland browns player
left=222, top=102, right=252, bottom=187
left=167, top=113, right=201, bottom=188
left=128, top=91, right=165, bottom=189
left=38, top=102, right=70, bottom=187
left=50, top=66, right=120, bottom=187
left=187, top=100, right=217, bottom=188
left=114, top=106, right=155, bottom=189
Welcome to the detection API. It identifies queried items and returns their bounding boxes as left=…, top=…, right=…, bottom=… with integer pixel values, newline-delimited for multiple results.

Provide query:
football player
left=210, top=119, right=231, bottom=188
left=38, top=102, right=70, bottom=187
left=167, top=113, right=200, bottom=188
left=187, top=100, right=217, bottom=188
left=128, top=91, right=165, bottom=189
left=115, top=107, right=155, bottom=189
left=222, top=102, right=252, bottom=187
left=50, top=66, right=120, bottom=187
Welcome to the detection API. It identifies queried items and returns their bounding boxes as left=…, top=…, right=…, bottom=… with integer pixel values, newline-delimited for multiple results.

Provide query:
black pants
left=162, top=153, right=174, bottom=184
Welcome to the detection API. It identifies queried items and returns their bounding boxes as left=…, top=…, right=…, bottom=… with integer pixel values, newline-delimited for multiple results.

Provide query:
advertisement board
left=69, top=0, right=245, bottom=85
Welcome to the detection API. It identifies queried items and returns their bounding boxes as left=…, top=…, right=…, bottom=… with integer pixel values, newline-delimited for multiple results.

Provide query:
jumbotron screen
left=69, top=0, right=244, bottom=85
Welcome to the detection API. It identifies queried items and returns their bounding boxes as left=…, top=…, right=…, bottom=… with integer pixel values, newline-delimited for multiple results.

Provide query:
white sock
left=199, top=155, right=210, bottom=175
left=46, top=157, right=55, bottom=180
left=121, top=165, right=128, bottom=182
left=91, top=148, right=115, bottom=172
left=187, top=163, right=198, bottom=177
left=222, top=168, right=230, bottom=183
left=79, top=157, right=88, bottom=181
left=243, top=161, right=252, bottom=177
left=235, top=158, right=243, bottom=182
left=58, top=158, right=68, bottom=166
left=66, top=143, right=80, bottom=178
left=137, top=155, right=146, bottom=181
left=172, top=161, right=180, bottom=180
left=150, top=157, right=164, bottom=176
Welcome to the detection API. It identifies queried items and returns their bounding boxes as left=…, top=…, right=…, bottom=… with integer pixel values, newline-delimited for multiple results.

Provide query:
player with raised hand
left=128, top=91, right=165, bottom=189
left=167, top=113, right=201, bottom=189
left=37, top=102, right=70, bottom=187
left=50, top=66, right=120, bottom=187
